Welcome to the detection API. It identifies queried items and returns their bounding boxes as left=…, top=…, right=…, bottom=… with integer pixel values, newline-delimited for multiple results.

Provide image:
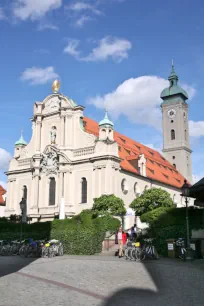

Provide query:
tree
left=92, top=194, right=126, bottom=216
left=130, top=188, right=174, bottom=216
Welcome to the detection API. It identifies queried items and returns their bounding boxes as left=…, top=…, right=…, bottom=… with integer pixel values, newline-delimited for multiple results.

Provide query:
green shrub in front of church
left=140, top=206, right=204, bottom=256
left=92, top=194, right=126, bottom=216
left=130, top=188, right=175, bottom=216
left=0, top=212, right=120, bottom=255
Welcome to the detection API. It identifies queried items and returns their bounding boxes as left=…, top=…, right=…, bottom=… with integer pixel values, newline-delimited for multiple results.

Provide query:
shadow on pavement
left=0, top=256, right=37, bottom=278
left=101, top=258, right=204, bottom=306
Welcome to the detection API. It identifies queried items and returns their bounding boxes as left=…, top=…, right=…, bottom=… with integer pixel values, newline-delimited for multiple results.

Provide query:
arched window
left=49, top=177, right=56, bottom=206
left=134, top=182, right=140, bottom=197
left=81, top=178, right=87, bottom=203
left=121, top=179, right=128, bottom=194
left=173, top=163, right=176, bottom=169
left=171, top=129, right=175, bottom=140
left=185, top=129, right=187, bottom=141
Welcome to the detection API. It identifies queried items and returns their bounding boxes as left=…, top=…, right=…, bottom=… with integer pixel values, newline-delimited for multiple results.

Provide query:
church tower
left=160, top=62, right=192, bottom=183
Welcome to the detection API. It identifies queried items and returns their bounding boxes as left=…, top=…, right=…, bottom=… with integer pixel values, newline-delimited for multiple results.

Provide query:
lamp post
left=19, top=198, right=26, bottom=241
left=181, top=180, right=192, bottom=261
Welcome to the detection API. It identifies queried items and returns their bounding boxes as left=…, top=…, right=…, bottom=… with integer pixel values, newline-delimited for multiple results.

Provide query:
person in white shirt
left=117, top=227, right=123, bottom=258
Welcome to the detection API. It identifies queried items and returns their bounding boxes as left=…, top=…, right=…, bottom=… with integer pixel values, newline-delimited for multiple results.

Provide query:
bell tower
left=160, top=62, right=192, bottom=183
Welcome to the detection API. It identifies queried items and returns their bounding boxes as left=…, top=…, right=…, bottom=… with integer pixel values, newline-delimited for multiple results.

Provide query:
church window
left=171, top=129, right=175, bottom=140
left=81, top=178, right=87, bottom=203
left=171, top=120, right=174, bottom=123
left=144, top=185, right=148, bottom=191
left=121, top=179, right=128, bottom=194
left=185, top=130, right=187, bottom=141
left=173, top=163, right=176, bottom=169
left=49, top=178, right=56, bottom=206
left=172, top=156, right=175, bottom=159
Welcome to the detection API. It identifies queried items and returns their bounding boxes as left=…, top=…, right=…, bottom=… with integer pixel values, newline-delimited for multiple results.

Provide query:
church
left=4, top=64, right=193, bottom=225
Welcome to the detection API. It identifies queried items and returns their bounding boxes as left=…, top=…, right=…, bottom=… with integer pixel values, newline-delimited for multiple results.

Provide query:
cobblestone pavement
left=0, top=255, right=203, bottom=306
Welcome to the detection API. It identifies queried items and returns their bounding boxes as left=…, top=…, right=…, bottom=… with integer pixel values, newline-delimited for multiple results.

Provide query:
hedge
left=0, top=212, right=120, bottom=255
left=140, top=207, right=204, bottom=256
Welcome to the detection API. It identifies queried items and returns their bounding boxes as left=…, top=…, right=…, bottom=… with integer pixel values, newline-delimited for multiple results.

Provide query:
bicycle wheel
left=1, top=246, right=8, bottom=256
left=130, top=248, right=137, bottom=261
left=58, top=245, right=64, bottom=256
left=136, top=248, right=146, bottom=261
left=41, top=247, right=48, bottom=258
left=11, top=245, right=19, bottom=256
left=152, top=247, right=159, bottom=260
left=124, top=247, right=129, bottom=260
left=48, top=246, right=54, bottom=258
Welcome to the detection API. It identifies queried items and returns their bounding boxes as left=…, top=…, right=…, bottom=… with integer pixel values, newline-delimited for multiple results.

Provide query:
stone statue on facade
left=50, top=126, right=57, bottom=145
left=41, top=148, right=58, bottom=175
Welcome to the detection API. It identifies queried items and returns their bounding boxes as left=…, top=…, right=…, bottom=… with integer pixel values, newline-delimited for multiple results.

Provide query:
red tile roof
left=83, top=117, right=185, bottom=189
left=0, top=185, right=6, bottom=206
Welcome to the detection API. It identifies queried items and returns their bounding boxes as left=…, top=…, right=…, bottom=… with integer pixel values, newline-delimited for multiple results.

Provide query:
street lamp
left=19, top=198, right=26, bottom=241
left=181, top=180, right=192, bottom=260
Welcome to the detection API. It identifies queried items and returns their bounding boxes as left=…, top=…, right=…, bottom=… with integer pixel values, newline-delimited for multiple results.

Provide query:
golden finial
left=52, top=80, right=60, bottom=93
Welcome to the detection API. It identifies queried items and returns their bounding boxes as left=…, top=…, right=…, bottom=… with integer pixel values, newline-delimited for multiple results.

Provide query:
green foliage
left=0, top=217, right=8, bottom=222
left=141, top=207, right=204, bottom=256
left=130, top=188, right=174, bottom=216
left=0, top=212, right=120, bottom=255
left=140, top=207, right=172, bottom=224
left=92, top=194, right=126, bottom=216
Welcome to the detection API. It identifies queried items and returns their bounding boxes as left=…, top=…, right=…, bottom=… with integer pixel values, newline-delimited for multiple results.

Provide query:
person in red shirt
left=122, top=231, right=127, bottom=245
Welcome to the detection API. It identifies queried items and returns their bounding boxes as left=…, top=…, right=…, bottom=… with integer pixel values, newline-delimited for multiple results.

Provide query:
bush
left=142, top=207, right=204, bottom=256
left=140, top=207, right=172, bottom=225
left=0, top=212, right=120, bottom=255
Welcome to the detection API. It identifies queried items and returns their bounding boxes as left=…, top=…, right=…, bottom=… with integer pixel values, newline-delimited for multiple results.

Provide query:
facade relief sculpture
left=41, top=147, right=58, bottom=175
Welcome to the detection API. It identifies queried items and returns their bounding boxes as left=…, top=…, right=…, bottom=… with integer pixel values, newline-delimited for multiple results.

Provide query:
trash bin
left=166, top=239, right=176, bottom=258
left=190, top=239, right=202, bottom=259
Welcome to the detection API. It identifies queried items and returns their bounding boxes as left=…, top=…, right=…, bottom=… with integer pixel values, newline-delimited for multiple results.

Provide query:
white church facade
left=4, top=65, right=193, bottom=224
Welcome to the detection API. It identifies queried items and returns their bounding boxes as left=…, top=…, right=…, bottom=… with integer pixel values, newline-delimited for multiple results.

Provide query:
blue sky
left=0, top=0, right=204, bottom=187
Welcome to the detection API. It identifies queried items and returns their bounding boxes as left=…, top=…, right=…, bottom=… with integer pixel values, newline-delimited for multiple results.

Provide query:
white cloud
left=189, top=121, right=204, bottom=137
left=0, top=148, right=12, bottom=171
left=21, top=66, right=59, bottom=85
left=75, top=15, right=92, bottom=27
left=88, top=76, right=196, bottom=130
left=13, top=0, right=62, bottom=21
left=64, top=36, right=132, bottom=62
left=68, top=2, right=102, bottom=15
left=37, top=22, right=59, bottom=31
left=64, top=39, right=80, bottom=57
left=65, top=1, right=102, bottom=27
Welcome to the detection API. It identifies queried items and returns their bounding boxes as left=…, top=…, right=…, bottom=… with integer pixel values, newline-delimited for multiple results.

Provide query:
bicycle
left=175, top=238, right=192, bottom=260
left=133, top=238, right=159, bottom=261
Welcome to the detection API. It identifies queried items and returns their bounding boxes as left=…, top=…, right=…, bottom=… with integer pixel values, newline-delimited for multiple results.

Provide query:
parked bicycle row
left=124, top=238, right=159, bottom=261
left=0, top=238, right=64, bottom=258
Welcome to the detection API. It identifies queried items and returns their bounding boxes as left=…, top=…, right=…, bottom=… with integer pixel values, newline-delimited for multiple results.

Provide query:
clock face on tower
left=167, top=109, right=176, bottom=119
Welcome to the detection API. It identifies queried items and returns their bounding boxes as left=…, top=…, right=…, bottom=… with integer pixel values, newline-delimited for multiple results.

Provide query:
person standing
left=122, top=231, right=127, bottom=246
left=118, top=227, right=123, bottom=258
